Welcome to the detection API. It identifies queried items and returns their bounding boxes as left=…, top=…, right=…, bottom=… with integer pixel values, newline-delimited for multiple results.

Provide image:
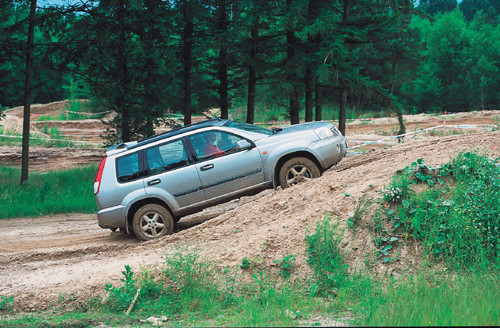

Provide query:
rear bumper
left=97, top=205, right=127, bottom=229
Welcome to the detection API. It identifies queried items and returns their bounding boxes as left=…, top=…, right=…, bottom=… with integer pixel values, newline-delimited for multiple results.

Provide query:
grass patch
left=0, top=165, right=97, bottom=219
left=0, top=125, right=88, bottom=148
left=358, top=273, right=500, bottom=326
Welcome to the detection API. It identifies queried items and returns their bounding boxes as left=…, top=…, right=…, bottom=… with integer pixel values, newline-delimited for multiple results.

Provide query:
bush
left=379, top=152, right=500, bottom=271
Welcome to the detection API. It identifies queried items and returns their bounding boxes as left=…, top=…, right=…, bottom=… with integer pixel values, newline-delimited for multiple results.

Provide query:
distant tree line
left=1, top=0, right=499, bottom=142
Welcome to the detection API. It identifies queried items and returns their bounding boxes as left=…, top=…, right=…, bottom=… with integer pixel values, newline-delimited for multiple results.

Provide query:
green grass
left=0, top=125, right=91, bottom=148
left=0, top=165, right=98, bottom=219
left=378, top=152, right=500, bottom=271
left=358, top=273, right=500, bottom=326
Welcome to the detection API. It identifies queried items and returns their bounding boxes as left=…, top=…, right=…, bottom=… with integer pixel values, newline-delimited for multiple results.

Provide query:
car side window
left=146, top=139, right=189, bottom=175
left=117, top=153, right=140, bottom=182
left=189, top=131, right=246, bottom=161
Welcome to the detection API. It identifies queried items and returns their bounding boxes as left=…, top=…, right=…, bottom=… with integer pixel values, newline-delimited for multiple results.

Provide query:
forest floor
left=0, top=103, right=499, bottom=312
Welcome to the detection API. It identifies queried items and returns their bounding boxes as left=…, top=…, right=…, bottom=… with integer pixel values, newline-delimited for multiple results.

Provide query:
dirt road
left=0, top=108, right=499, bottom=311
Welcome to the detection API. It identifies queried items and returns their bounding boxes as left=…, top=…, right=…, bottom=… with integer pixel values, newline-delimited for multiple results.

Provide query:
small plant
left=104, top=265, right=137, bottom=313
left=0, top=295, right=14, bottom=312
left=382, top=173, right=412, bottom=203
left=348, top=194, right=374, bottom=228
left=240, top=257, right=251, bottom=270
left=274, top=254, right=296, bottom=279
left=306, top=216, right=348, bottom=297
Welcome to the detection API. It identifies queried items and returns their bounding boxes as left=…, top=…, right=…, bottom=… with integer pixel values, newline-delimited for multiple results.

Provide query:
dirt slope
left=1, top=130, right=499, bottom=311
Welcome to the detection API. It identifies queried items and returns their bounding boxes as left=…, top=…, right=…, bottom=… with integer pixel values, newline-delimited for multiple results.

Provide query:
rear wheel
left=279, top=157, right=320, bottom=189
left=132, top=204, right=174, bottom=241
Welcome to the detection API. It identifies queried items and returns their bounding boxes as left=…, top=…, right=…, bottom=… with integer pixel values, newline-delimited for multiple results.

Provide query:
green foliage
left=359, top=273, right=500, bottom=326
left=104, top=265, right=137, bottom=313
left=0, top=295, right=14, bottom=312
left=404, top=10, right=500, bottom=112
left=348, top=194, right=375, bottom=228
left=0, top=165, right=97, bottom=219
left=240, top=257, right=251, bottom=270
left=378, top=152, right=500, bottom=271
left=306, top=216, right=348, bottom=297
left=97, top=250, right=312, bottom=326
left=274, top=254, right=296, bottom=279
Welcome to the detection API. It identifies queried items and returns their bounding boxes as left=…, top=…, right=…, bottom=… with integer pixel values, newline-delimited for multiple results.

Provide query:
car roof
left=106, top=118, right=228, bottom=154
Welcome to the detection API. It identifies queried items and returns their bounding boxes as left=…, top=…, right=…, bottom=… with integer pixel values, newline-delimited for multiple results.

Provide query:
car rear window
left=117, top=153, right=141, bottom=182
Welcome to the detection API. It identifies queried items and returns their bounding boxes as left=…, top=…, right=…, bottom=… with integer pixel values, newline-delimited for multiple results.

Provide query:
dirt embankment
left=0, top=127, right=499, bottom=311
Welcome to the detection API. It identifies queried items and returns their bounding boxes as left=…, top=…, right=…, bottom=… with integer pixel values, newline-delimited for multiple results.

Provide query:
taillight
left=94, top=158, right=107, bottom=195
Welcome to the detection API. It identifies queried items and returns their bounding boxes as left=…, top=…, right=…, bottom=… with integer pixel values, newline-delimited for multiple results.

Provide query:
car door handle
left=147, top=179, right=161, bottom=186
left=200, top=164, right=214, bottom=171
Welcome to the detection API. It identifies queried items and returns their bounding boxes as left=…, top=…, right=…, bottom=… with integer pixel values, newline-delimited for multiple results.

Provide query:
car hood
left=273, top=121, right=331, bottom=135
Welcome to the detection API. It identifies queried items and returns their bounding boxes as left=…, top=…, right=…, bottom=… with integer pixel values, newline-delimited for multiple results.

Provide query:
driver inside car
left=203, top=132, right=225, bottom=157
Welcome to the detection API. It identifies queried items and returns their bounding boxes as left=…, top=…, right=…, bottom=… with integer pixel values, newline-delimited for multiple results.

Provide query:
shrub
left=306, top=216, right=348, bottom=297
left=379, top=152, right=500, bottom=271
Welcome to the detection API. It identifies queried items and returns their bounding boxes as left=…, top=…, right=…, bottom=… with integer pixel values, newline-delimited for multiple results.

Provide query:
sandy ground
left=0, top=104, right=499, bottom=312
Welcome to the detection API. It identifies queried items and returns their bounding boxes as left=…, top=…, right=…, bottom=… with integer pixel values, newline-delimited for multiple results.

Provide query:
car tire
left=132, top=204, right=174, bottom=241
left=279, top=157, right=320, bottom=189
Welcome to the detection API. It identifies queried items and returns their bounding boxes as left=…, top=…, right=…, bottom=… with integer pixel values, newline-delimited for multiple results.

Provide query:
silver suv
left=94, top=119, right=347, bottom=240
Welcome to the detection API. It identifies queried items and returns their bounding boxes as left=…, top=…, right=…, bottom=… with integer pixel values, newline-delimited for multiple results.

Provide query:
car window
left=189, top=131, right=246, bottom=161
left=146, top=139, right=189, bottom=175
left=117, top=153, right=140, bottom=182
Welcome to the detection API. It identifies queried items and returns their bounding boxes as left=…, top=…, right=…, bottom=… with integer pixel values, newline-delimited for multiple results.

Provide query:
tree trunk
left=305, top=65, right=313, bottom=122
left=116, top=1, right=130, bottom=143
left=217, top=0, right=228, bottom=119
left=182, top=0, right=193, bottom=125
left=20, top=0, right=37, bottom=185
left=315, top=83, right=322, bottom=121
left=246, top=23, right=258, bottom=124
left=338, top=0, right=350, bottom=136
left=286, top=0, right=300, bottom=125
left=290, top=90, right=300, bottom=125
left=339, top=86, right=347, bottom=135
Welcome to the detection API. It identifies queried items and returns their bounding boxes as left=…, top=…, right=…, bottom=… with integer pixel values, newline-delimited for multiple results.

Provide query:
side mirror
left=235, top=139, right=253, bottom=151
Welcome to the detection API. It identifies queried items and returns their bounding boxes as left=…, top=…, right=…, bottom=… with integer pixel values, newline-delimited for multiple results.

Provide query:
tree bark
left=116, top=1, right=130, bottom=143
left=286, top=0, right=300, bottom=125
left=182, top=0, right=193, bottom=125
left=338, top=0, right=350, bottom=136
left=339, top=86, right=347, bottom=136
left=315, top=83, right=322, bottom=121
left=305, top=65, right=313, bottom=122
left=21, top=0, right=37, bottom=185
left=246, top=23, right=258, bottom=124
left=217, top=0, right=228, bottom=119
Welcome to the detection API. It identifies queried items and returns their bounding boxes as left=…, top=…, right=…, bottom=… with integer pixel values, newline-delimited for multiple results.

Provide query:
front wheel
left=278, top=157, right=320, bottom=189
left=132, top=204, right=174, bottom=241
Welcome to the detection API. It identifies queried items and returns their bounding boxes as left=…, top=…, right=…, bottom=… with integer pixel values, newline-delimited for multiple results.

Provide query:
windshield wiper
left=272, top=127, right=283, bottom=134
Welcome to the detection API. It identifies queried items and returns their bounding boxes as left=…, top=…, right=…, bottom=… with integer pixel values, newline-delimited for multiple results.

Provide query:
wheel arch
left=273, top=151, right=322, bottom=187
left=127, top=197, right=177, bottom=231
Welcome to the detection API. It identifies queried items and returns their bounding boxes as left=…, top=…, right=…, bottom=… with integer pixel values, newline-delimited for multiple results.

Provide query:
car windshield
left=224, top=121, right=273, bottom=136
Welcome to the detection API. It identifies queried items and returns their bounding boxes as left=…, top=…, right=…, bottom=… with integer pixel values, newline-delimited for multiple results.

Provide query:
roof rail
left=127, top=118, right=227, bottom=150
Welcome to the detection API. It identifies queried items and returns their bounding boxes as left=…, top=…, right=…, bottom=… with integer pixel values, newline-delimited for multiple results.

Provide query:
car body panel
left=195, top=147, right=265, bottom=201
